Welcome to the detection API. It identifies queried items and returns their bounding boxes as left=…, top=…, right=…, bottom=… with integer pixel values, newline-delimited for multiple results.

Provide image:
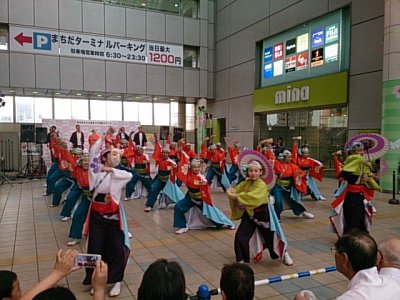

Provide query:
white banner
left=58, top=32, right=105, bottom=60
left=41, top=119, right=141, bottom=165
left=147, top=42, right=183, bottom=67
left=10, top=26, right=59, bottom=56
left=10, top=26, right=182, bottom=67
left=105, top=36, right=147, bottom=63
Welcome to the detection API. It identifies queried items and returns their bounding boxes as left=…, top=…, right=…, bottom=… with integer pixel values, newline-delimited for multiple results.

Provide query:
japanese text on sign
left=10, top=26, right=183, bottom=67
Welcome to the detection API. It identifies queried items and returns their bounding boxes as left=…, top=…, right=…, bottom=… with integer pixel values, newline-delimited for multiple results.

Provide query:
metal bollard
left=389, top=170, right=400, bottom=204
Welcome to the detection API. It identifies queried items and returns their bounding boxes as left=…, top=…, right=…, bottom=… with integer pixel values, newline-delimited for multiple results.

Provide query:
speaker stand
left=0, top=157, right=11, bottom=184
left=34, top=144, right=47, bottom=178
left=20, top=142, right=34, bottom=179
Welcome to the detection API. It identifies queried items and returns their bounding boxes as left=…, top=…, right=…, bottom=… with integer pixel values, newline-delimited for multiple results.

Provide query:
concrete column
left=381, top=0, right=400, bottom=190
left=195, top=98, right=207, bottom=153
left=178, top=102, right=186, bottom=129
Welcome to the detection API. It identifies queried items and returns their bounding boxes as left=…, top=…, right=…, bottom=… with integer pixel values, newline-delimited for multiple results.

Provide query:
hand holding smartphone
left=74, top=254, right=102, bottom=268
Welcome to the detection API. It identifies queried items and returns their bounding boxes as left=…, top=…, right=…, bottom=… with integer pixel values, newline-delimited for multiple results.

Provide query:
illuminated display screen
left=260, top=9, right=349, bottom=88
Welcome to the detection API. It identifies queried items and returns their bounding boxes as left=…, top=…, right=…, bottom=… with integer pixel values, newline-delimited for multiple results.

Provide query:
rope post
left=388, top=170, right=399, bottom=204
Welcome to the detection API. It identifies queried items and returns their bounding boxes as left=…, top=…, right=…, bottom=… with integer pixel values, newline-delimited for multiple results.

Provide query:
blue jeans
left=46, top=161, right=58, bottom=187
left=145, top=177, right=167, bottom=208
left=206, top=167, right=226, bottom=192
left=60, top=183, right=82, bottom=217
left=271, top=185, right=305, bottom=220
left=228, top=164, right=239, bottom=182
left=174, top=194, right=198, bottom=228
left=47, top=168, right=69, bottom=194
left=125, top=172, right=152, bottom=198
left=69, top=194, right=90, bottom=239
left=52, top=176, right=73, bottom=206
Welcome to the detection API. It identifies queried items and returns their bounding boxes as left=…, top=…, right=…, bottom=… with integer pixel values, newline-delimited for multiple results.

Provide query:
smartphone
left=74, top=254, right=101, bottom=268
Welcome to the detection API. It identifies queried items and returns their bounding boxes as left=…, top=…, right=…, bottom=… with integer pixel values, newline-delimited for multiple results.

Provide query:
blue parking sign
left=33, top=32, right=52, bottom=51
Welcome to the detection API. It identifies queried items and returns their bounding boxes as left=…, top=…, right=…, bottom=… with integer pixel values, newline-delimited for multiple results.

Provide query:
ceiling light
left=32, top=91, right=39, bottom=94
left=135, top=96, right=140, bottom=99
left=97, top=94, right=102, bottom=97
left=141, top=3, right=146, bottom=6
left=153, top=97, right=158, bottom=100
left=9, top=90, right=15, bottom=93
left=116, top=95, right=122, bottom=98
left=76, top=93, right=82, bottom=96
left=169, top=98, right=174, bottom=101
left=174, top=3, right=179, bottom=7
left=54, top=92, right=60, bottom=95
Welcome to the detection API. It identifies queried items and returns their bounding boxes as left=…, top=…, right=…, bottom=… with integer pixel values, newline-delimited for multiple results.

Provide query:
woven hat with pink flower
left=238, top=149, right=275, bottom=187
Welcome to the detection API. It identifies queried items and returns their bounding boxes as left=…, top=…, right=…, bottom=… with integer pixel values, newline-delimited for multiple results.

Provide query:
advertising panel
left=260, top=8, right=350, bottom=88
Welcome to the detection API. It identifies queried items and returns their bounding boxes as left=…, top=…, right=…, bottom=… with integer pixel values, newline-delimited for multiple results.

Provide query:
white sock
left=109, top=282, right=121, bottom=297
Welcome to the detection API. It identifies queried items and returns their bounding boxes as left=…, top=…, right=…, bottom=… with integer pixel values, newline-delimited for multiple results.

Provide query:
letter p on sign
left=33, top=32, right=52, bottom=50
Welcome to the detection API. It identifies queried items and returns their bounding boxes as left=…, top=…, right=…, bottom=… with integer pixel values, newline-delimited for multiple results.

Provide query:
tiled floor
left=1, top=178, right=399, bottom=299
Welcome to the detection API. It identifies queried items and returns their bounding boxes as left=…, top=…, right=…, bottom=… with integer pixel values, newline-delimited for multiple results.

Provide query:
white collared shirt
left=139, top=132, right=143, bottom=146
left=337, top=267, right=400, bottom=300
left=76, top=131, right=82, bottom=146
left=379, top=267, right=400, bottom=281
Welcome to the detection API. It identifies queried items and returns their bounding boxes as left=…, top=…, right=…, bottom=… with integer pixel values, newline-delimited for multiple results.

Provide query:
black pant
left=83, top=211, right=129, bottom=284
left=234, top=211, right=276, bottom=262
left=343, top=192, right=367, bottom=234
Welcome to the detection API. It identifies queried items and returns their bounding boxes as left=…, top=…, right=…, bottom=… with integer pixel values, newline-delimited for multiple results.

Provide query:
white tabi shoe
left=319, top=196, right=326, bottom=201
left=175, top=227, right=189, bottom=235
left=128, top=232, right=133, bottom=239
left=124, top=197, right=130, bottom=201
left=302, top=211, right=314, bottom=219
left=67, top=239, right=80, bottom=247
left=283, top=252, right=293, bottom=266
left=61, top=216, right=71, bottom=222
left=109, top=282, right=121, bottom=297
left=144, top=207, right=152, bottom=212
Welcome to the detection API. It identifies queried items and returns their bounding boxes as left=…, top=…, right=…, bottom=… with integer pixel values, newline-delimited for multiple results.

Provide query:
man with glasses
left=295, top=231, right=400, bottom=299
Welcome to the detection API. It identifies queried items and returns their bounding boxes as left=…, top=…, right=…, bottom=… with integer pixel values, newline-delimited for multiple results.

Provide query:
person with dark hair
left=1, top=250, right=107, bottom=300
left=220, top=263, right=254, bottom=300
left=329, top=142, right=379, bottom=237
left=226, top=156, right=291, bottom=265
left=0, top=270, right=21, bottom=300
left=291, top=137, right=325, bottom=201
left=203, top=140, right=229, bottom=192
left=69, top=124, right=85, bottom=149
left=144, top=144, right=177, bottom=212
left=47, top=125, right=58, bottom=162
left=117, top=127, right=129, bottom=149
left=273, top=137, right=284, bottom=157
left=32, top=287, right=76, bottom=300
left=132, top=126, right=147, bottom=147
left=83, top=138, right=132, bottom=297
left=295, top=231, right=400, bottom=300
left=137, top=259, right=186, bottom=300
left=271, top=150, right=314, bottom=220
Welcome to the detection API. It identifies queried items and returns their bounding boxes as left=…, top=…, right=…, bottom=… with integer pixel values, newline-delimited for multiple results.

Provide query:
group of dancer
left=43, top=125, right=381, bottom=297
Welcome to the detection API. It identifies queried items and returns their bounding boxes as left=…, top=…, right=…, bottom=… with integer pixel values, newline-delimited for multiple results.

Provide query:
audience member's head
left=0, top=270, right=21, bottom=300
left=220, top=263, right=254, bottom=300
left=32, top=287, right=76, bottom=300
left=377, top=238, right=400, bottom=270
left=334, top=230, right=378, bottom=279
left=137, top=259, right=186, bottom=300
